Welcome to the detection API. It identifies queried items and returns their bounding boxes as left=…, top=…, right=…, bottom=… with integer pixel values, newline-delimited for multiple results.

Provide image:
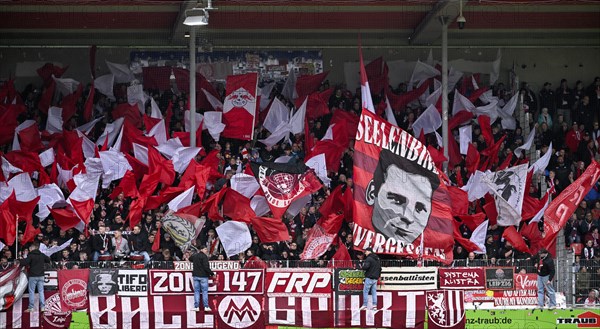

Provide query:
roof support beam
left=409, top=0, right=466, bottom=45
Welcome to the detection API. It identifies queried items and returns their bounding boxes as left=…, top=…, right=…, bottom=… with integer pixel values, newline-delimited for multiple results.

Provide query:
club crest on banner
left=218, top=295, right=261, bottom=328
left=42, top=292, right=72, bottom=328
left=258, top=166, right=305, bottom=208
left=228, top=88, right=255, bottom=108
left=426, top=290, right=465, bottom=329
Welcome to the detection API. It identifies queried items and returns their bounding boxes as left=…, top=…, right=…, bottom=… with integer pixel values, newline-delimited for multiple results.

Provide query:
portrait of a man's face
left=94, top=273, right=117, bottom=295
left=367, top=149, right=438, bottom=245
left=495, top=269, right=506, bottom=279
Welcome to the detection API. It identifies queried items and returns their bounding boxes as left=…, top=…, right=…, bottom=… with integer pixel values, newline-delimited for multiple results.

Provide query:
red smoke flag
left=251, top=162, right=322, bottom=219
left=222, top=73, right=258, bottom=140
left=352, top=92, right=454, bottom=263
left=250, top=216, right=290, bottom=243
left=542, top=160, right=600, bottom=256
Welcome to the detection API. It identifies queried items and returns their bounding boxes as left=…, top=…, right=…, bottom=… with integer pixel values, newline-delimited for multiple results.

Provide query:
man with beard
left=366, top=149, right=439, bottom=246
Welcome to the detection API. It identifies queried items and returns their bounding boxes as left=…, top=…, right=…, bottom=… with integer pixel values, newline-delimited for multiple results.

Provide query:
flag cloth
left=0, top=197, right=17, bottom=246
left=40, top=238, right=73, bottom=257
left=530, top=142, right=553, bottom=174
left=223, top=189, right=255, bottom=223
left=459, top=126, right=472, bottom=155
left=469, top=220, right=489, bottom=254
left=222, top=73, right=258, bottom=140
left=514, top=128, right=535, bottom=157
left=152, top=226, right=161, bottom=252
left=58, top=269, right=90, bottom=312
left=167, top=186, right=195, bottom=212
left=484, top=164, right=528, bottom=226
left=251, top=161, right=322, bottom=219
left=502, top=226, right=530, bottom=254
left=453, top=220, right=481, bottom=253
left=300, top=224, right=336, bottom=260
left=216, top=220, right=252, bottom=258
left=162, top=213, right=206, bottom=251
left=0, top=265, right=28, bottom=312
left=89, top=269, right=118, bottom=296
left=230, top=173, right=260, bottom=199
left=542, top=160, right=600, bottom=256
left=426, top=290, right=466, bottom=329
left=330, top=238, right=353, bottom=268
left=106, top=60, right=134, bottom=83
left=352, top=108, right=454, bottom=264
left=250, top=216, right=290, bottom=243
left=412, top=104, right=442, bottom=140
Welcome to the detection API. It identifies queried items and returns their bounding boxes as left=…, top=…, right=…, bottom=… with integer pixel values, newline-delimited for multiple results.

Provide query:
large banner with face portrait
left=352, top=109, right=454, bottom=264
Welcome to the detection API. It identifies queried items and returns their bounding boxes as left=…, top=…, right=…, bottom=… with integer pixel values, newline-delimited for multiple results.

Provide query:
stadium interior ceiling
left=0, top=0, right=599, bottom=49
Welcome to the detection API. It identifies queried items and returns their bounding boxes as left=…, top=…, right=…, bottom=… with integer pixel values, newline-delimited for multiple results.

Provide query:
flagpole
left=440, top=15, right=449, bottom=174
left=15, top=214, right=19, bottom=258
left=189, top=26, right=197, bottom=148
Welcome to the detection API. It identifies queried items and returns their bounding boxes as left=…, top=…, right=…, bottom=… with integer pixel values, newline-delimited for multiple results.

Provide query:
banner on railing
left=0, top=290, right=72, bottom=329
left=493, top=273, right=538, bottom=307
left=44, top=271, right=58, bottom=290
left=265, top=268, right=333, bottom=327
left=89, top=269, right=118, bottom=296
left=426, top=290, right=466, bottom=329
left=333, top=268, right=364, bottom=294
left=58, top=269, right=89, bottom=312
left=484, top=267, right=514, bottom=290
left=438, top=268, right=485, bottom=290
left=379, top=267, right=438, bottom=291
left=117, top=269, right=148, bottom=297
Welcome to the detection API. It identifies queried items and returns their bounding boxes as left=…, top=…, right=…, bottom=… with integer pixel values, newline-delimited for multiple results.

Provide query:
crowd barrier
left=3, top=260, right=596, bottom=329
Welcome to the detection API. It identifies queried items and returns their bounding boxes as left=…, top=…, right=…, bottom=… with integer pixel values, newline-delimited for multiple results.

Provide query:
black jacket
left=190, top=252, right=214, bottom=278
left=536, top=254, right=555, bottom=281
left=130, top=232, right=148, bottom=252
left=362, top=253, right=382, bottom=280
left=20, top=249, right=51, bottom=277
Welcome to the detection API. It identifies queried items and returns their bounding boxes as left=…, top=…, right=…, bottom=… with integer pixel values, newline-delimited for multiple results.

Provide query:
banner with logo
left=352, top=109, right=454, bottom=264
left=426, top=290, right=465, bottom=329
left=464, top=309, right=600, bottom=328
left=265, top=268, right=333, bottom=328
left=493, top=273, right=537, bottom=307
left=215, top=295, right=264, bottom=329
left=438, top=268, right=485, bottom=290
left=484, top=267, right=514, bottom=290
left=222, top=72, right=258, bottom=140
left=44, top=270, right=58, bottom=290
left=58, top=269, right=89, bottom=312
left=117, top=269, right=148, bottom=297
left=333, top=268, right=365, bottom=294
left=379, top=267, right=438, bottom=291
left=89, top=269, right=118, bottom=296
left=335, top=290, right=426, bottom=329
left=0, top=290, right=72, bottom=329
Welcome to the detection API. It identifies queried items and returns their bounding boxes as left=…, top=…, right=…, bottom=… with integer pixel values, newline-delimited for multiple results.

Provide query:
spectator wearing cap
left=360, top=247, right=381, bottom=311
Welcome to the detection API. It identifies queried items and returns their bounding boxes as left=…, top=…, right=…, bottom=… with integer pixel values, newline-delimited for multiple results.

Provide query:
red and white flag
left=352, top=46, right=454, bottom=264
left=484, top=163, right=528, bottom=226
left=300, top=224, right=336, bottom=260
left=543, top=160, right=600, bottom=256
left=426, top=290, right=465, bottom=329
left=222, top=73, right=258, bottom=140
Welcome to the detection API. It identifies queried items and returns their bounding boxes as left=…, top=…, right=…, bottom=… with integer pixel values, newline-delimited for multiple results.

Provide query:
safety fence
left=1, top=261, right=585, bottom=329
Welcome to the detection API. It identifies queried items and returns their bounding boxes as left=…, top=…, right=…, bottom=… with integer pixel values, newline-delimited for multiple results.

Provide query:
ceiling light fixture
left=183, top=0, right=216, bottom=26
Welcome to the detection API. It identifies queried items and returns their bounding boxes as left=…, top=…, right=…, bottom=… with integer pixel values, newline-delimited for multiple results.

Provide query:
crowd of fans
left=1, top=68, right=600, bottom=305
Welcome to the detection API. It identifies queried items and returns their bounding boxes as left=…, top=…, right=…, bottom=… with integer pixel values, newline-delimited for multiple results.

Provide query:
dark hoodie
left=362, top=253, right=382, bottom=280
left=20, top=249, right=51, bottom=277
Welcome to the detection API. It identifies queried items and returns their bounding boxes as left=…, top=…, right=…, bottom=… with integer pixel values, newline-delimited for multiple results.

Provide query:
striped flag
left=426, top=290, right=465, bottom=329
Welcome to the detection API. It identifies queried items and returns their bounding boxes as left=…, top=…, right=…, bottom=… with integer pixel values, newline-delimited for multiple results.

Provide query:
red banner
left=438, top=268, right=485, bottom=290
left=265, top=268, right=332, bottom=297
left=0, top=290, right=71, bottom=329
left=493, top=273, right=538, bottom=307
left=543, top=160, right=600, bottom=255
left=335, top=291, right=426, bottom=329
left=352, top=109, right=454, bottom=264
left=58, top=269, right=89, bottom=312
left=222, top=73, right=258, bottom=140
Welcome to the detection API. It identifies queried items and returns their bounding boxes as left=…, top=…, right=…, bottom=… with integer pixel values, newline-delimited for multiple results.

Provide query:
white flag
left=263, top=98, right=290, bottom=134
left=172, top=147, right=201, bottom=174
left=250, top=195, right=270, bottom=217
left=459, top=125, right=472, bottom=155
left=530, top=142, right=553, bottom=174
left=230, top=173, right=260, bottom=199
left=514, top=128, right=536, bottom=157
left=259, top=82, right=276, bottom=111
left=133, top=143, right=149, bottom=166
left=470, top=220, right=489, bottom=254
left=202, top=88, right=223, bottom=112
left=146, top=119, right=168, bottom=145
left=167, top=186, right=195, bottom=212
left=106, top=61, right=134, bottom=83
left=156, top=138, right=184, bottom=159
left=384, top=96, right=398, bottom=126
left=69, top=172, right=101, bottom=202
left=8, top=172, right=37, bottom=202
left=94, top=74, right=115, bottom=100
left=53, top=76, right=80, bottom=96
left=289, top=97, right=307, bottom=135
left=1, top=156, right=23, bottom=180
left=13, top=120, right=36, bottom=151
left=99, top=149, right=132, bottom=188
left=305, top=153, right=331, bottom=186
left=149, top=97, right=163, bottom=119
left=216, top=221, right=252, bottom=258
left=36, top=183, right=65, bottom=220
left=412, top=104, right=442, bottom=138
left=40, top=238, right=73, bottom=257
left=203, top=111, right=226, bottom=142
left=96, top=117, right=124, bottom=147
left=461, top=170, right=491, bottom=202
left=46, top=106, right=63, bottom=134
left=39, top=149, right=56, bottom=168
left=530, top=195, right=550, bottom=223
left=76, top=118, right=102, bottom=135
left=281, top=68, right=298, bottom=101
left=184, top=110, right=204, bottom=133
left=484, top=164, right=528, bottom=226
left=452, top=89, right=476, bottom=116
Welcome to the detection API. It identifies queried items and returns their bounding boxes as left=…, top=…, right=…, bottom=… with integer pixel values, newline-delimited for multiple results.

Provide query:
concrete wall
left=1, top=46, right=598, bottom=93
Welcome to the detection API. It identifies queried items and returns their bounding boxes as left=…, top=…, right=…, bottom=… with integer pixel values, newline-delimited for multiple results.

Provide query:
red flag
left=4, top=150, right=43, bottom=173
left=178, top=202, right=202, bottom=217
left=0, top=104, right=25, bottom=145
left=542, top=160, right=600, bottom=256
left=448, top=110, right=473, bottom=131
left=0, top=197, right=17, bottom=246
left=17, top=124, right=44, bottom=152
left=37, top=63, right=68, bottom=86
left=427, top=145, right=447, bottom=171
left=200, top=187, right=228, bottom=221
left=89, top=45, right=97, bottom=79
left=498, top=153, right=513, bottom=170
left=520, top=221, right=543, bottom=255
left=50, top=207, right=81, bottom=231
left=453, top=220, right=481, bottom=252
left=456, top=213, right=486, bottom=232
left=477, top=115, right=494, bottom=147
left=300, top=224, right=336, bottom=260
left=330, top=238, right=353, bottom=268
left=318, top=185, right=344, bottom=218
left=522, top=191, right=549, bottom=221
left=468, top=87, right=489, bottom=103
left=222, top=73, right=258, bottom=140
left=502, top=226, right=530, bottom=254
left=300, top=88, right=334, bottom=120
left=126, top=198, right=145, bottom=229
left=342, top=186, right=353, bottom=222
left=124, top=153, right=148, bottom=181
left=480, top=135, right=506, bottom=170
left=385, top=79, right=431, bottom=110
left=138, top=171, right=161, bottom=198
left=316, top=213, right=344, bottom=235
left=60, top=84, right=83, bottom=122
left=223, top=189, right=255, bottom=223
left=8, top=194, right=40, bottom=224
left=296, top=71, right=329, bottom=100
left=250, top=216, right=290, bottom=243
left=465, top=143, right=480, bottom=174
left=447, top=186, right=469, bottom=216
left=83, top=83, right=95, bottom=122
left=304, top=118, right=314, bottom=159
left=21, top=222, right=41, bottom=246
left=483, top=194, right=498, bottom=226
left=38, top=80, right=55, bottom=114
left=447, top=133, right=463, bottom=168
left=144, top=186, right=185, bottom=211
left=108, top=170, right=139, bottom=200
left=251, top=162, right=322, bottom=219
left=147, top=145, right=175, bottom=185
left=112, top=102, right=142, bottom=128
left=71, top=198, right=94, bottom=226
left=152, top=226, right=161, bottom=252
